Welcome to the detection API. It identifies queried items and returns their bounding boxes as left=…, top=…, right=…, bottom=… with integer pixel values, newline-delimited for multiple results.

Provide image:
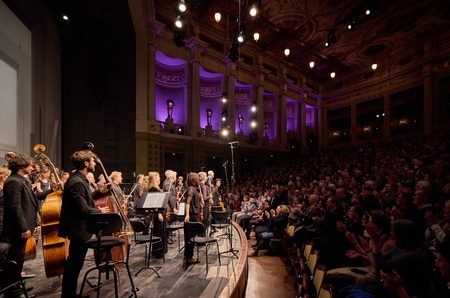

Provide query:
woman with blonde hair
left=147, top=171, right=167, bottom=256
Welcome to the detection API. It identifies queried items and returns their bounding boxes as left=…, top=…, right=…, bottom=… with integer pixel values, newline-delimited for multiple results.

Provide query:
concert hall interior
left=2, top=0, right=450, bottom=297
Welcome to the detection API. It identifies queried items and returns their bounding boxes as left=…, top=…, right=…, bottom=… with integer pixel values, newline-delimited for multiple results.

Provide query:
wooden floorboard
left=20, top=226, right=293, bottom=297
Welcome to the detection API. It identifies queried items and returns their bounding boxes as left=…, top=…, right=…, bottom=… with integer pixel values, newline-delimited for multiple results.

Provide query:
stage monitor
left=136, top=192, right=169, bottom=212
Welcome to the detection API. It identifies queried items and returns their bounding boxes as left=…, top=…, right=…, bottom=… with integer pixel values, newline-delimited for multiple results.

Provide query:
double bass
left=82, top=142, right=133, bottom=268
left=34, top=144, right=68, bottom=278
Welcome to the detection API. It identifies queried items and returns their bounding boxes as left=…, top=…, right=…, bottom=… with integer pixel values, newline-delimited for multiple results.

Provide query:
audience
left=225, top=133, right=450, bottom=297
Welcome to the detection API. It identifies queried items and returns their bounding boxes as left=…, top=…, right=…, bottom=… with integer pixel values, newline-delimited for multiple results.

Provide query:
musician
left=184, top=172, right=202, bottom=265
left=60, top=171, right=70, bottom=185
left=86, top=172, right=97, bottom=192
left=59, top=150, right=110, bottom=298
left=131, top=174, right=144, bottom=210
left=3, top=154, right=54, bottom=295
left=198, top=171, right=212, bottom=229
left=148, top=171, right=168, bottom=256
left=96, top=173, right=106, bottom=189
left=212, top=178, right=222, bottom=207
left=206, top=170, right=214, bottom=189
left=110, top=171, right=127, bottom=207
left=0, top=167, right=11, bottom=241
left=2, top=151, right=15, bottom=168
left=163, top=170, right=178, bottom=214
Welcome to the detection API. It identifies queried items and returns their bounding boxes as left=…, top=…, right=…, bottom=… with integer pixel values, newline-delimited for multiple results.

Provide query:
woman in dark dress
left=148, top=171, right=168, bottom=257
left=184, top=172, right=202, bottom=265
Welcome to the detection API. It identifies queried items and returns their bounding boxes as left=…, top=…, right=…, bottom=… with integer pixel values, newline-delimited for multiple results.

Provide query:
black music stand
left=134, top=192, right=170, bottom=276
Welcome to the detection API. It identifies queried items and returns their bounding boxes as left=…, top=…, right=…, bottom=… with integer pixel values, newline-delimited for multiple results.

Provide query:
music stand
left=135, top=192, right=170, bottom=276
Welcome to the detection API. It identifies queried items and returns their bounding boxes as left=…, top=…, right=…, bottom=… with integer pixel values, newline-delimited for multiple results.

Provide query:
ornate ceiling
left=177, top=0, right=450, bottom=82
left=42, top=0, right=450, bottom=83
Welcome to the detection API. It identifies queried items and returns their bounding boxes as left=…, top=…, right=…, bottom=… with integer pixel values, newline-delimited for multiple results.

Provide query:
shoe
left=187, top=257, right=200, bottom=265
left=248, top=251, right=258, bottom=257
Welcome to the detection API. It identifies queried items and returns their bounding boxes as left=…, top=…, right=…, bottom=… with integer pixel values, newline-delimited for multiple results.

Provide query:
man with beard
left=59, top=150, right=110, bottom=298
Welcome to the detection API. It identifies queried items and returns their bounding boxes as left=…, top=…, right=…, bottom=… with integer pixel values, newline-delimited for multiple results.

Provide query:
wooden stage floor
left=22, top=225, right=243, bottom=298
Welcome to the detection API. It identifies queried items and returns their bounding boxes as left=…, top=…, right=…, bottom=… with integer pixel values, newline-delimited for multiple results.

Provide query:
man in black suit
left=3, top=153, right=53, bottom=275
left=58, top=150, right=110, bottom=298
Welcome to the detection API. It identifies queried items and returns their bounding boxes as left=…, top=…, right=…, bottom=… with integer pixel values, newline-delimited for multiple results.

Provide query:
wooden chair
left=312, top=265, right=327, bottom=297
left=317, top=283, right=333, bottom=298
left=307, top=250, right=319, bottom=277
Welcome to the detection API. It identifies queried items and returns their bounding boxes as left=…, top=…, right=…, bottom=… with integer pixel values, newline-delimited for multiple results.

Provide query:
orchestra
left=0, top=147, right=228, bottom=297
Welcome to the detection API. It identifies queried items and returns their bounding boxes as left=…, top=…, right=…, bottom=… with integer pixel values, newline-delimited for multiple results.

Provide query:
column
left=187, top=38, right=207, bottom=138
left=320, top=97, right=328, bottom=150
left=300, top=95, right=307, bottom=154
left=383, top=94, right=391, bottom=138
left=279, top=82, right=287, bottom=148
left=226, top=61, right=236, bottom=139
left=255, top=72, right=264, bottom=146
left=351, top=103, right=357, bottom=144
left=317, top=98, right=323, bottom=150
left=423, top=64, right=433, bottom=134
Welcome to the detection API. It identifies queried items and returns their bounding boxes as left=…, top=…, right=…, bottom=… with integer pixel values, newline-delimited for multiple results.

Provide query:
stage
left=22, top=222, right=247, bottom=298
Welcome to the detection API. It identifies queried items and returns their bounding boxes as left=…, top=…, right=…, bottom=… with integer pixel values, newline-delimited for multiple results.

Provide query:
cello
left=82, top=142, right=132, bottom=268
left=34, top=144, right=68, bottom=278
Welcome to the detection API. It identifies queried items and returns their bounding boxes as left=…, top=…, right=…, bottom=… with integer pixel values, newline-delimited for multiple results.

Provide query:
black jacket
left=58, top=171, right=102, bottom=241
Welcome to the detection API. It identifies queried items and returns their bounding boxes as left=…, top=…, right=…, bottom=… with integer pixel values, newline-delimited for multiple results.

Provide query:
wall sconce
left=253, top=32, right=260, bottom=42
left=330, top=71, right=336, bottom=78
left=206, top=109, right=213, bottom=126
left=309, top=61, right=315, bottom=68
left=166, top=100, right=174, bottom=119
left=238, top=114, right=244, bottom=132
left=251, top=101, right=257, bottom=113
left=221, top=92, right=228, bottom=103
left=333, top=131, right=339, bottom=137
left=214, top=12, right=221, bottom=23
left=263, top=122, right=269, bottom=137
left=371, top=63, right=378, bottom=70
left=284, top=48, right=290, bottom=57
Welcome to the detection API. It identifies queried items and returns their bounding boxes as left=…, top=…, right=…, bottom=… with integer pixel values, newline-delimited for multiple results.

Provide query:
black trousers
left=7, top=234, right=27, bottom=272
left=61, top=239, right=89, bottom=298
left=184, top=214, right=198, bottom=259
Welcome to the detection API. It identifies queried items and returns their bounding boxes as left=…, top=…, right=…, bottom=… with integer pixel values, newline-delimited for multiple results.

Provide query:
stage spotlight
left=178, top=0, right=187, bottom=13
left=221, top=92, right=228, bottom=103
left=175, top=15, right=184, bottom=28
left=251, top=101, right=257, bottom=113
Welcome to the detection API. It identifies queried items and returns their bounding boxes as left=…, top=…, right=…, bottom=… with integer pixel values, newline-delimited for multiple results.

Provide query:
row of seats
left=289, top=242, right=333, bottom=298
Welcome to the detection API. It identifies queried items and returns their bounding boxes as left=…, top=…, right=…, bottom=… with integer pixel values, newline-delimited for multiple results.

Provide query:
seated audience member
left=245, top=200, right=270, bottom=240
left=250, top=205, right=289, bottom=257
left=425, top=200, right=450, bottom=246
left=380, top=240, right=450, bottom=297
left=328, top=212, right=395, bottom=293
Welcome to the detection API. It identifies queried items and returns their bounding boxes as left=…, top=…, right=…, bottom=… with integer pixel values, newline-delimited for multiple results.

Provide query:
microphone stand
left=218, top=142, right=239, bottom=259
left=222, top=161, right=229, bottom=192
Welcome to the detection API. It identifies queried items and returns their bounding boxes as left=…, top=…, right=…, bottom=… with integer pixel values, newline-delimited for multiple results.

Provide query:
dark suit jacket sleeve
left=68, top=181, right=101, bottom=217
left=4, top=179, right=29, bottom=233
left=36, top=188, right=53, bottom=200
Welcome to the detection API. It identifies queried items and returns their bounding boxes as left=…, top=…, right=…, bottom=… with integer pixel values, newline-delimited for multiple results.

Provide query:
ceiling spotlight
left=178, top=0, right=187, bottom=13
left=175, top=16, right=183, bottom=28
left=62, top=14, right=69, bottom=21
left=253, top=32, right=260, bottom=42
left=251, top=120, right=257, bottom=128
left=214, top=12, right=221, bottom=23
left=249, top=6, right=257, bottom=17
left=309, top=61, right=315, bottom=68
left=237, top=32, right=245, bottom=43
left=347, top=15, right=361, bottom=31
left=366, top=9, right=371, bottom=15
left=284, top=48, right=290, bottom=57
left=330, top=71, right=336, bottom=78
left=372, top=63, right=378, bottom=70
left=221, top=128, right=229, bottom=136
